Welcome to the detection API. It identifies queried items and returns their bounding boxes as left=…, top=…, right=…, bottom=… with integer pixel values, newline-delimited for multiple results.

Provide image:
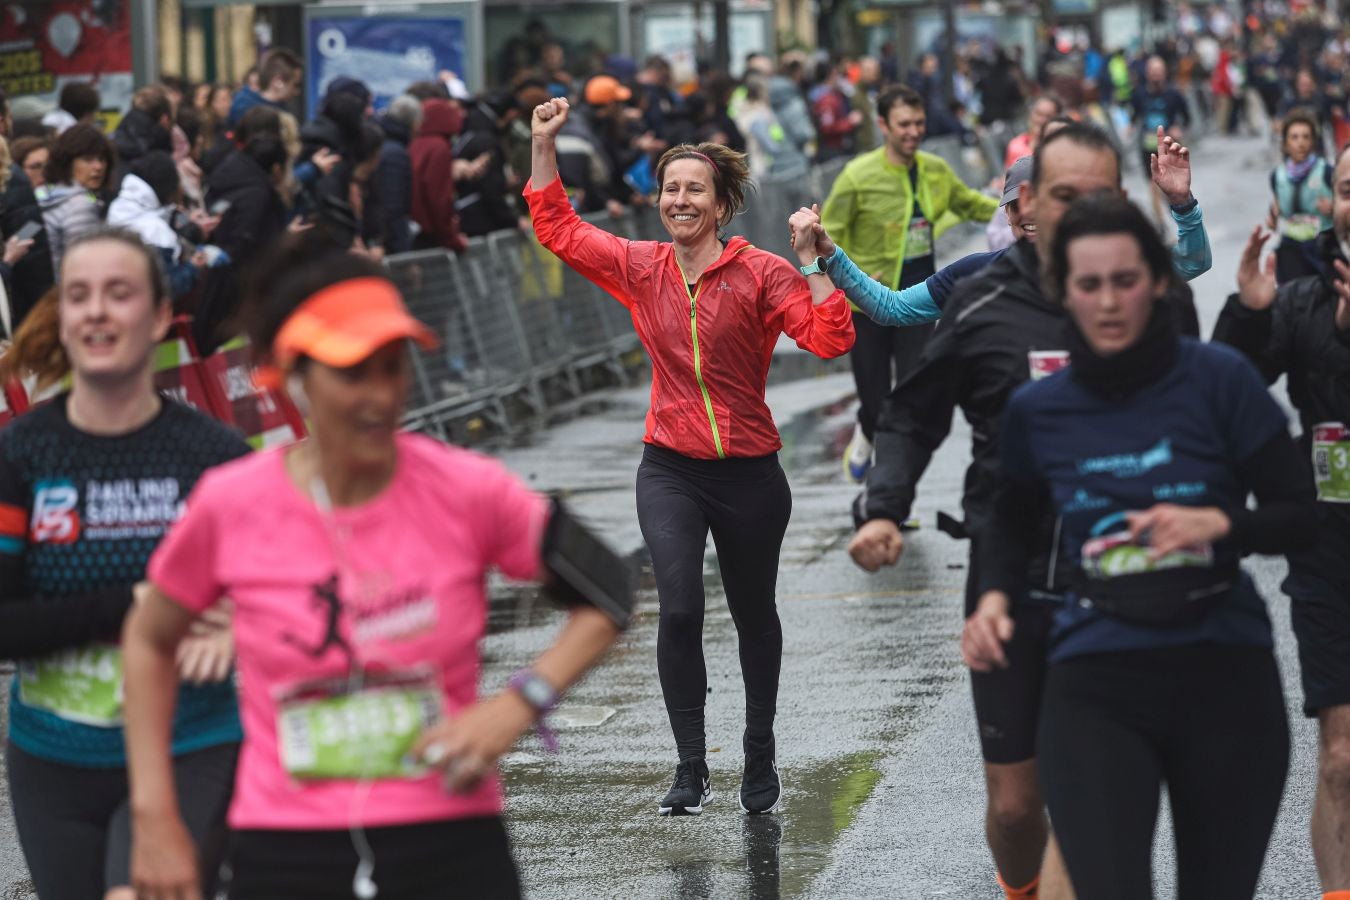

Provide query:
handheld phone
left=208, top=199, right=232, bottom=217
left=12, top=220, right=41, bottom=242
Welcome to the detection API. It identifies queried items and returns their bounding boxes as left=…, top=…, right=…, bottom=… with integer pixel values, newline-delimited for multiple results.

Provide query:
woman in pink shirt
left=121, top=233, right=624, bottom=899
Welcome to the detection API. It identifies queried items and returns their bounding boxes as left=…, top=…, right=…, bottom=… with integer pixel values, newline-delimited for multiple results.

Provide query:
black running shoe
left=739, top=733, right=781, bottom=814
left=659, top=757, right=712, bottom=816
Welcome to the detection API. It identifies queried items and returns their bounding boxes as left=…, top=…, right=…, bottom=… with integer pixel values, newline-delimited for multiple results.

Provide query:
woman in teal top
left=1270, top=110, right=1335, bottom=283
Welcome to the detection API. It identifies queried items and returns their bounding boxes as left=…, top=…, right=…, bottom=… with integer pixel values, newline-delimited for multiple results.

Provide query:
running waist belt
left=1076, top=564, right=1239, bottom=627
left=542, top=497, right=637, bottom=629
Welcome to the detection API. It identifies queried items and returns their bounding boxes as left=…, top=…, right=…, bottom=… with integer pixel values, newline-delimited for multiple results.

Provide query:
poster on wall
left=307, top=14, right=468, bottom=115
left=0, top=2, right=133, bottom=128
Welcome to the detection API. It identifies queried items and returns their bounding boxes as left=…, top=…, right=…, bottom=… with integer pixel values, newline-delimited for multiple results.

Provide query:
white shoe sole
left=659, top=789, right=713, bottom=816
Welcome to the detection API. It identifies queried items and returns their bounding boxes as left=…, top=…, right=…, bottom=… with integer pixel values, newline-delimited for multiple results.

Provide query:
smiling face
left=880, top=101, right=925, bottom=165
left=1333, top=150, right=1350, bottom=245
left=300, top=341, right=410, bottom=471
left=1062, top=233, right=1167, bottom=355
left=59, top=240, right=170, bottom=386
left=659, top=157, right=725, bottom=247
left=1021, top=139, right=1121, bottom=261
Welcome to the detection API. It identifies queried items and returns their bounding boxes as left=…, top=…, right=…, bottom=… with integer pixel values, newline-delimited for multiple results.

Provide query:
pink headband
left=682, top=151, right=718, bottom=171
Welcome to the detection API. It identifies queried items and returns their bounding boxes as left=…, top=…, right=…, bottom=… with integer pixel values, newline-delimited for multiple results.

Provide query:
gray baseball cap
left=1001, top=155, right=1033, bottom=207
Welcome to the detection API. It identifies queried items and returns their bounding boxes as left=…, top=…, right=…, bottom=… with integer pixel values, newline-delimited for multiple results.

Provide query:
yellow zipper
left=678, top=265, right=725, bottom=459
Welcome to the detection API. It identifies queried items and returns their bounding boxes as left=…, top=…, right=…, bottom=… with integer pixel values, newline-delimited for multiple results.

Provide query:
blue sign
left=307, top=16, right=467, bottom=114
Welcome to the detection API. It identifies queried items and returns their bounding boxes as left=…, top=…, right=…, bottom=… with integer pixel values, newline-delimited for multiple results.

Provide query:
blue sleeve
left=928, top=248, right=1007, bottom=308
left=1169, top=202, right=1212, bottom=281
left=822, top=247, right=941, bottom=326
left=294, top=161, right=319, bottom=187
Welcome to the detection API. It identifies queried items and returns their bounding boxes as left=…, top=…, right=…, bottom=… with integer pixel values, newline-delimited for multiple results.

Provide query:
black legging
left=849, top=310, right=935, bottom=441
left=636, top=444, right=792, bottom=760
left=1038, top=644, right=1289, bottom=899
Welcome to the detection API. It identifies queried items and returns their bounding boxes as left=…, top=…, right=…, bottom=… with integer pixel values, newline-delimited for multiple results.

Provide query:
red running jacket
left=525, top=175, right=855, bottom=459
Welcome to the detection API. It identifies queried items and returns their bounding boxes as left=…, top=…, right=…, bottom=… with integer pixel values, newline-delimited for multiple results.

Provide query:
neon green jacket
left=820, top=148, right=998, bottom=293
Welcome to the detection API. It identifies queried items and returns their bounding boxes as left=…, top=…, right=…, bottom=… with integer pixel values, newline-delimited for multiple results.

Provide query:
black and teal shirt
left=0, top=395, right=247, bottom=767
left=997, top=340, right=1294, bottom=663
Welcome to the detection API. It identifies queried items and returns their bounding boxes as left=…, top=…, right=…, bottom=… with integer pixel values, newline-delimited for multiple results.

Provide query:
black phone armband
left=541, top=497, right=637, bottom=629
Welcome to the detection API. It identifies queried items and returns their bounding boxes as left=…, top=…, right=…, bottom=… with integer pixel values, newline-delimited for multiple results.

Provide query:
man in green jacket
left=822, top=84, right=998, bottom=482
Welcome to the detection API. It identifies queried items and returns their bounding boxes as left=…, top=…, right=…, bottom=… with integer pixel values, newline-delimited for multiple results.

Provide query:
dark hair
left=406, top=80, right=450, bottom=102
left=320, top=91, right=367, bottom=148
left=9, top=118, right=48, bottom=140
left=242, top=134, right=288, bottom=174
left=1039, top=113, right=1078, bottom=140
left=1045, top=193, right=1173, bottom=303
left=1282, top=108, right=1322, bottom=151
left=159, top=75, right=187, bottom=97
left=45, top=123, right=115, bottom=185
left=259, top=48, right=302, bottom=91
left=233, top=104, right=282, bottom=145
left=59, top=82, right=100, bottom=120
left=243, top=229, right=390, bottom=356
left=876, top=85, right=924, bottom=121
left=132, top=85, right=172, bottom=122
left=10, top=135, right=49, bottom=169
left=1031, top=94, right=1065, bottom=115
left=1030, top=122, right=1120, bottom=187
left=0, top=86, right=8, bottom=118
left=176, top=105, right=202, bottom=148
left=128, top=150, right=180, bottom=205
left=354, top=121, right=385, bottom=166
left=62, top=227, right=171, bottom=307
left=655, top=143, right=751, bottom=229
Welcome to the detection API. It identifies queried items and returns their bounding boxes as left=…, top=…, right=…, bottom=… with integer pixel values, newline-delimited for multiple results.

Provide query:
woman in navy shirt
left=967, top=194, right=1315, bottom=898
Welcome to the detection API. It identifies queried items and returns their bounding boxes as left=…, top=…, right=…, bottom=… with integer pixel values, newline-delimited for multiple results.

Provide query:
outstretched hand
left=532, top=98, right=571, bottom=139
left=1236, top=225, right=1277, bottom=311
left=1149, top=126, right=1193, bottom=207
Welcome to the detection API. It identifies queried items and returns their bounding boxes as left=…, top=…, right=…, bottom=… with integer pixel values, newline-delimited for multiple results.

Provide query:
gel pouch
left=542, top=497, right=637, bottom=629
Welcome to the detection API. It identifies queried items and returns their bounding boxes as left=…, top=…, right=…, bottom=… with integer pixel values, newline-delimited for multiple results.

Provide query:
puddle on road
left=505, top=750, right=885, bottom=899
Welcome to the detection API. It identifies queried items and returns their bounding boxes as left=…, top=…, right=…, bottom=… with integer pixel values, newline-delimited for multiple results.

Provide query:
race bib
left=1028, top=350, right=1069, bottom=381
left=18, top=645, right=123, bottom=726
left=1282, top=214, right=1323, bottom=243
left=1081, top=529, right=1213, bottom=579
left=1313, top=422, right=1350, bottom=503
left=904, top=216, right=933, bottom=261
left=277, top=673, right=442, bottom=781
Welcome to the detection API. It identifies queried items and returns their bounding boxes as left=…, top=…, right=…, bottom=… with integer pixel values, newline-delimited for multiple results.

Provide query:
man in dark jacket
left=454, top=91, right=524, bottom=237
left=0, top=88, right=53, bottom=332
left=410, top=98, right=467, bottom=252
left=375, top=95, right=421, bottom=256
left=1215, top=146, right=1350, bottom=893
left=112, top=85, right=174, bottom=170
left=194, top=135, right=289, bottom=353
left=848, top=124, right=1199, bottom=899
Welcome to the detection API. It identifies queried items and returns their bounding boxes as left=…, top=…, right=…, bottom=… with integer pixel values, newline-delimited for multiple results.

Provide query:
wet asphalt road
left=0, top=132, right=1322, bottom=898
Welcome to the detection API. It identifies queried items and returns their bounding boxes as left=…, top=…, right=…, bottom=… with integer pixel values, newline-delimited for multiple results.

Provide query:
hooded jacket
left=108, top=175, right=199, bottom=301
left=857, top=239, right=1200, bottom=589
left=375, top=113, right=415, bottom=255
left=525, top=174, right=855, bottom=459
left=112, top=108, right=173, bottom=168
left=453, top=101, right=519, bottom=237
left=37, top=183, right=102, bottom=273
left=1213, top=229, right=1350, bottom=540
left=195, top=149, right=287, bottom=353
left=409, top=100, right=467, bottom=252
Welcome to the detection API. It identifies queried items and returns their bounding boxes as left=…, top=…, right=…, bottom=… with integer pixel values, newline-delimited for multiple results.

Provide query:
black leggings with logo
left=636, top=444, right=792, bottom=761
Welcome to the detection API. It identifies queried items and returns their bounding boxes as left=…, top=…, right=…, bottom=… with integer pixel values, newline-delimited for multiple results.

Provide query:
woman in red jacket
left=525, top=97, right=854, bottom=818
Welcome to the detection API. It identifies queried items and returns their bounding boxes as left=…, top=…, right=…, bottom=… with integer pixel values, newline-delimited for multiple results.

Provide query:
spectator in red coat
left=409, top=98, right=467, bottom=252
